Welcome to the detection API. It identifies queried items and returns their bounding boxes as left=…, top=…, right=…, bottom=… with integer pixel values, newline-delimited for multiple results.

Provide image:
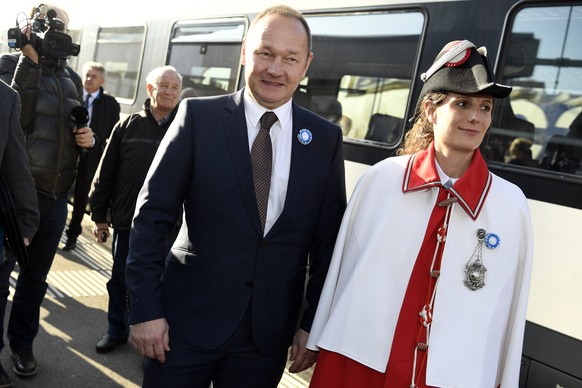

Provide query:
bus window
left=488, top=5, right=582, bottom=176
left=303, top=11, right=423, bottom=147
left=93, top=26, right=146, bottom=103
left=168, top=18, right=246, bottom=97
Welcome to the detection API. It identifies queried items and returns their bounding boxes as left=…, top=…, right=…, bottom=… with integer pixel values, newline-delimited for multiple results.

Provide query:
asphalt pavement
left=2, top=208, right=312, bottom=387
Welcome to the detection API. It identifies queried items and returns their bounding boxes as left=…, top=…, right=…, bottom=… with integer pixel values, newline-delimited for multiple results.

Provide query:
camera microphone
left=71, top=105, right=89, bottom=128
left=71, top=105, right=90, bottom=152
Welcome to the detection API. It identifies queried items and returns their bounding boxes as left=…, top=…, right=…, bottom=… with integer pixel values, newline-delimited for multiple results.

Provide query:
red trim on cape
left=402, top=143, right=491, bottom=220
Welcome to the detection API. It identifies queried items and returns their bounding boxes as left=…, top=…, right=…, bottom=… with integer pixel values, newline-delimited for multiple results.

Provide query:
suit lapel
left=222, top=90, right=263, bottom=235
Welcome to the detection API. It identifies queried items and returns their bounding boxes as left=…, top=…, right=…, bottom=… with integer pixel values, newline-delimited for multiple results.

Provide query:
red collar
left=402, top=143, right=491, bottom=220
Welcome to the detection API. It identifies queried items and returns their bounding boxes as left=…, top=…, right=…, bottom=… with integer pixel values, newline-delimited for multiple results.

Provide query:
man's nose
left=267, top=58, right=284, bottom=76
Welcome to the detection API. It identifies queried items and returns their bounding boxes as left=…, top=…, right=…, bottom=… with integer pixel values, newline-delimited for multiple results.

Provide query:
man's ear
left=240, top=39, right=247, bottom=66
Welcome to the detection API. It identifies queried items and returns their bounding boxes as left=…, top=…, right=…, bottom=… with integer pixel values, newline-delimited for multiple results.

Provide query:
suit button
left=246, top=281, right=254, bottom=288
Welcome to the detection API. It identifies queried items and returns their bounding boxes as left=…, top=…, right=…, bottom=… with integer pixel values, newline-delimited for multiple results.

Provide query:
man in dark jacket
left=0, top=79, right=40, bottom=387
left=90, top=65, right=182, bottom=354
left=0, top=4, right=94, bottom=379
left=63, top=61, right=120, bottom=251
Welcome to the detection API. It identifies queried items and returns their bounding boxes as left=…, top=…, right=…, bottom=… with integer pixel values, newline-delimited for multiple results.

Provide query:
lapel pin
left=484, top=232, right=500, bottom=249
left=297, top=129, right=312, bottom=145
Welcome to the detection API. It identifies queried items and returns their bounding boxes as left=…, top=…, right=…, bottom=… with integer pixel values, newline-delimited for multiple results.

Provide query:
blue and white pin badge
left=297, top=129, right=312, bottom=145
left=484, top=232, right=500, bottom=249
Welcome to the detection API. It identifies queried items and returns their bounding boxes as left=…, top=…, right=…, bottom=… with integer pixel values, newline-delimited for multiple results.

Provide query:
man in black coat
left=0, top=79, right=39, bottom=387
left=63, top=62, right=120, bottom=251
left=91, top=66, right=182, bottom=354
left=0, top=4, right=94, bottom=378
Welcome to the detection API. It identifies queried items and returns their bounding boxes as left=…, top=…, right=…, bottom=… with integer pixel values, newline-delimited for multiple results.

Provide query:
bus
left=3, top=0, right=581, bottom=385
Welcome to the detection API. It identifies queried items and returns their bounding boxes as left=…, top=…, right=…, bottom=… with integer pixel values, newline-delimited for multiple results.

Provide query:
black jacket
left=0, top=53, right=84, bottom=198
left=90, top=99, right=178, bottom=230
left=0, top=80, right=39, bottom=240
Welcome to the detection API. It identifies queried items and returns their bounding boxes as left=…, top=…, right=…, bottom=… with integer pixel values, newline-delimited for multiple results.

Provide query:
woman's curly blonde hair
left=397, top=92, right=447, bottom=155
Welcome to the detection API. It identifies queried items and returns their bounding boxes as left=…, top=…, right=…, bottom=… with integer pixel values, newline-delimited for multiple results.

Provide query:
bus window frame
left=93, top=24, right=147, bottom=106
left=299, top=7, right=426, bottom=153
left=166, top=17, right=247, bottom=98
left=488, top=1, right=582, bottom=209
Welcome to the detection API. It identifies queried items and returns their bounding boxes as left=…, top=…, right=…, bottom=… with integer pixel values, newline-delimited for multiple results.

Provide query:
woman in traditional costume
left=306, top=40, right=534, bottom=388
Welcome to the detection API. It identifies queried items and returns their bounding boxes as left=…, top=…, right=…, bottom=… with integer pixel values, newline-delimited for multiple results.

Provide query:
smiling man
left=89, top=65, right=181, bottom=355
left=125, top=5, right=347, bottom=388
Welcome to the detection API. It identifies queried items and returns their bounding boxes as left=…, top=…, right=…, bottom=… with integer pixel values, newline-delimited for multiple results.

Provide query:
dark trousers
left=4, top=193, right=68, bottom=351
left=65, top=159, right=94, bottom=241
left=142, top=305, right=288, bottom=388
left=106, top=229, right=130, bottom=339
left=0, top=247, right=16, bottom=351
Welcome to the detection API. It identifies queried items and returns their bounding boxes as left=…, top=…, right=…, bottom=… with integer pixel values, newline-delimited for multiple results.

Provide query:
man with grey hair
left=63, top=61, right=120, bottom=251
left=90, top=65, right=182, bottom=354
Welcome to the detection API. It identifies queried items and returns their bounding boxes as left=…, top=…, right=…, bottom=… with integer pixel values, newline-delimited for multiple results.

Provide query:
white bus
left=3, top=0, right=581, bottom=385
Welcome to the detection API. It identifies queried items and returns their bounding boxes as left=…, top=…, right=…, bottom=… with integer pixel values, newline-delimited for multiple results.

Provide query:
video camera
left=7, top=5, right=80, bottom=59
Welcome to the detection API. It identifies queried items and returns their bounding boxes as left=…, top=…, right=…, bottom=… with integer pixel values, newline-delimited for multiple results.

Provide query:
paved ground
left=2, top=209, right=312, bottom=387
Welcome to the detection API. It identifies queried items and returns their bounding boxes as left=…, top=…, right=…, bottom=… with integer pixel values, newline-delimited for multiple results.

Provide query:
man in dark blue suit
left=126, top=5, right=346, bottom=388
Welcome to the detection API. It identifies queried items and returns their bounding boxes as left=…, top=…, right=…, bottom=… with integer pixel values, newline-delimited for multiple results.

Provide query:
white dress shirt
left=244, top=92, right=293, bottom=236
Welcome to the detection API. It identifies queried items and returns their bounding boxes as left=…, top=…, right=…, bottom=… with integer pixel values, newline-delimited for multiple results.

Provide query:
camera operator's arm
left=21, top=45, right=39, bottom=65
left=0, top=23, right=41, bottom=130
left=11, top=54, right=42, bottom=130
left=0, top=55, right=40, bottom=132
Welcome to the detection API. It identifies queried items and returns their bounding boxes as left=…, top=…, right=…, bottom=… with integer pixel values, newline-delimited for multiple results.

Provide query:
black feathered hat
left=419, top=40, right=512, bottom=99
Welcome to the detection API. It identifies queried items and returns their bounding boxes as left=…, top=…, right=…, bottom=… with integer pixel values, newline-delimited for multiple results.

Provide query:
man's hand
left=20, top=25, right=39, bottom=64
left=92, top=223, right=110, bottom=243
left=130, top=318, right=170, bottom=363
left=74, top=126, right=94, bottom=149
left=288, top=329, right=318, bottom=373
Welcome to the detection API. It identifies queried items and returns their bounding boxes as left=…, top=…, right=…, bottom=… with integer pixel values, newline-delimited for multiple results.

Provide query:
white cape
left=307, top=155, right=533, bottom=388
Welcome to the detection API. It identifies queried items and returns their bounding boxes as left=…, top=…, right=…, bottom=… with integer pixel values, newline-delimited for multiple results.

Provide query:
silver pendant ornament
left=464, top=228, right=488, bottom=291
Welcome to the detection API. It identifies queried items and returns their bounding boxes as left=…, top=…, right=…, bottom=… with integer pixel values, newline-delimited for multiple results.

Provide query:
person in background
left=0, top=3, right=94, bottom=379
left=125, top=5, right=346, bottom=388
left=0, top=79, right=40, bottom=388
left=90, top=65, right=182, bottom=354
left=506, top=137, right=537, bottom=167
left=62, top=61, right=120, bottom=251
left=307, top=40, right=534, bottom=388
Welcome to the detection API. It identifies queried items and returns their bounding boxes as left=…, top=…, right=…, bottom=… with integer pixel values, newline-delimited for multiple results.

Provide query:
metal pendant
left=464, top=228, right=487, bottom=291
left=464, top=261, right=487, bottom=290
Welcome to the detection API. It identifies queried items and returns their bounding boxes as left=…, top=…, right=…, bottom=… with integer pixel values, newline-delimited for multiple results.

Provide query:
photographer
left=0, top=3, right=94, bottom=379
